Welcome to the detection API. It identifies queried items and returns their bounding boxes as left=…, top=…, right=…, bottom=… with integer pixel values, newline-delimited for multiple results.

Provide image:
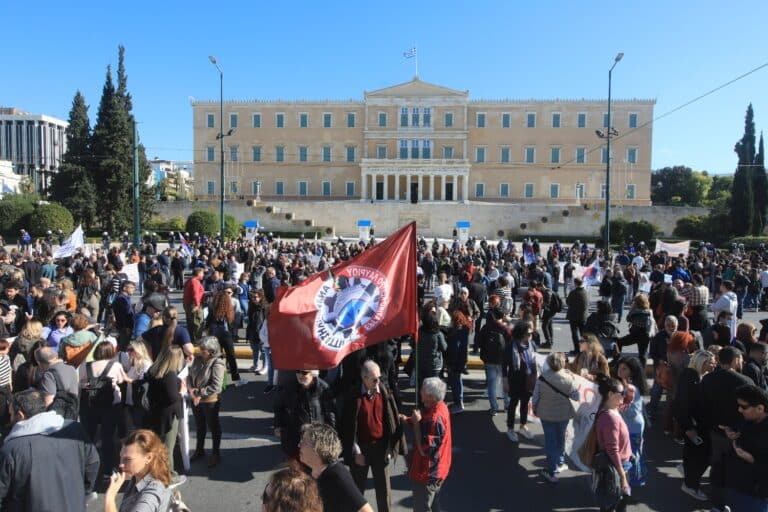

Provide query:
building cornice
left=470, top=98, right=656, bottom=105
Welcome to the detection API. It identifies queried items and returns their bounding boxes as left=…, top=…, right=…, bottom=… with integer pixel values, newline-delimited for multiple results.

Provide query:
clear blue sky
left=2, top=1, right=767, bottom=174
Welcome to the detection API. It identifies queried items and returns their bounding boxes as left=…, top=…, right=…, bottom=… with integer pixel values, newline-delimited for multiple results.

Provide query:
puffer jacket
left=273, top=377, right=336, bottom=455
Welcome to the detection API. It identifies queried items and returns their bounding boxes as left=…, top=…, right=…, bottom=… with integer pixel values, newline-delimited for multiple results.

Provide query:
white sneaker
left=681, top=484, right=707, bottom=501
left=518, top=425, right=534, bottom=440
left=555, top=463, right=569, bottom=474
left=506, top=429, right=519, bottom=442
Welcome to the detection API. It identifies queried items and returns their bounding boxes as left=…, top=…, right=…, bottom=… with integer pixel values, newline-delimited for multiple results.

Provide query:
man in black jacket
left=0, top=389, right=100, bottom=512
left=722, top=385, right=768, bottom=509
left=566, top=278, right=589, bottom=355
left=467, top=271, right=487, bottom=354
left=340, top=361, right=405, bottom=512
left=700, top=346, right=753, bottom=512
left=743, top=342, right=768, bottom=391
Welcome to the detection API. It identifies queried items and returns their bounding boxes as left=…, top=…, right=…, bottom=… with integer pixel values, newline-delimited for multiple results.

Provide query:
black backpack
left=83, top=361, right=116, bottom=410
left=550, top=292, right=563, bottom=313
left=47, top=368, right=79, bottom=420
left=479, top=325, right=506, bottom=363
left=131, top=378, right=151, bottom=413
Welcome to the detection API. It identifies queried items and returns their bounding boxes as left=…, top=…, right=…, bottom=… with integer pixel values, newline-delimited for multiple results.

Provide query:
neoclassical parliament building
left=191, top=78, right=654, bottom=206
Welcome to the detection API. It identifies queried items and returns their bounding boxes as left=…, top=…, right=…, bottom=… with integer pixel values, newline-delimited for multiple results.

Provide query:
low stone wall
left=153, top=200, right=709, bottom=239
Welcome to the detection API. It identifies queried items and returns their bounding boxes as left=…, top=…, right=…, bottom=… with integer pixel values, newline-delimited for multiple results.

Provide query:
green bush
left=186, top=211, right=241, bottom=238
left=600, top=219, right=658, bottom=247
left=673, top=213, right=732, bottom=245
left=28, top=203, right=74, bottom=236
left=0, top=196, right=35, bottom=234
left=148, top=216, right=186, bottom=233
left=185, top=211, right=218, bottom=235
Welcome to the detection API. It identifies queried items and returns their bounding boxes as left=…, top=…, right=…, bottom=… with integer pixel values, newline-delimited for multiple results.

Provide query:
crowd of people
left=0, top=230, right=765, bottom=511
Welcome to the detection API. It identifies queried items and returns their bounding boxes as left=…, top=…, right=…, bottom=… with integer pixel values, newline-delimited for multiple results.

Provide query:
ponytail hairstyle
left=595, top=373, right=623, bottom=410
left=161, top=306, right=179, bottom=350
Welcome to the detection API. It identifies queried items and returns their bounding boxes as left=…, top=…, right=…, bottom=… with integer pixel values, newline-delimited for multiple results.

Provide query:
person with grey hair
left=399, top=377, right=452, bottom=512
left=532, top=352, right=579, bottom=483
left=188, top=336, right=226, bottom=468
left=299, top=422, right=373, bottom=512
left=34, top=346, right=79, bottom=418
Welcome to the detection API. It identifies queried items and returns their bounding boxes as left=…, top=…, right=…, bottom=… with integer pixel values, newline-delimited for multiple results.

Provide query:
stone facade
left=191, top=78, right=654, bottom=206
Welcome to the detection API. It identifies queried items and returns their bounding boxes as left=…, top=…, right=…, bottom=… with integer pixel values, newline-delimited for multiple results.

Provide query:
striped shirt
left=0, top=355, right=11, bottom=388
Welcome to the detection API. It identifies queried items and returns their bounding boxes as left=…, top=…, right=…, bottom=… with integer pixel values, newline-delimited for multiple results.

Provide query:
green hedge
left=185, top=211, right=240, bottom=239
left=0, top=196, right=35, bottom=234
left=28, top=203, right=74, bottom=236
left=600, top=219, right=658, bottom=247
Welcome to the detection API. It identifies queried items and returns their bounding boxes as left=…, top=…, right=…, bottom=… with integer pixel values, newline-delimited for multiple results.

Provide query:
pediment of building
left=365, top=78, right=468, bottom=99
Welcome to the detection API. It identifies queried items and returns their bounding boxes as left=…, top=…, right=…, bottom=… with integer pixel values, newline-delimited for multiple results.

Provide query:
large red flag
left=269, top=222, right=418, bottom=370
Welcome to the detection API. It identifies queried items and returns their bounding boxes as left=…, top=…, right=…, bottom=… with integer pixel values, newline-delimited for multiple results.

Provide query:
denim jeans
left=541, top=420, right=568, bottom=474
left=249, top=338, right=262, bottom=367
left=264, top=347, right=274, bottom=386
left=484, top=364, right=509, bottom=411
left=648, top=378, right=663, bottom=418
left=737, top=291, right=747, bottom=318
left=449, top=370, right=463, bottom=405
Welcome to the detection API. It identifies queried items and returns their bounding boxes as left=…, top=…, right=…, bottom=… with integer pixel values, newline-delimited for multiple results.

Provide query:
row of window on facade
left=204, top=143, right=639, bottom=165
left=205, top=110, right=640, bottom=131
left=205, top=179, right=637, bottom=200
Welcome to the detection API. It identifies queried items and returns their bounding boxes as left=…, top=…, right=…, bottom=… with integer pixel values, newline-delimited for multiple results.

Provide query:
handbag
left=591, top=452, right=623, bottom=508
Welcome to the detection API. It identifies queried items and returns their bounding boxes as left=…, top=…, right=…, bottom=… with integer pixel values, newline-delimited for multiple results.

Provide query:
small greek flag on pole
left=403, top=47, right=417, bottom=59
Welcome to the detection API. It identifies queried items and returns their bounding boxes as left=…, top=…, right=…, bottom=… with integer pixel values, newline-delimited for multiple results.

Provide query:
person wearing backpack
left=477, top=300, right=509, bottom=416
left=78, top=342, right=131, bottom=481
left=34, top=346, right=79, bottom=421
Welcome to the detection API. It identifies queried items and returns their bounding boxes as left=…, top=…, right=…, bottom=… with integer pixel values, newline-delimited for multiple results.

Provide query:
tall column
left=418, top=174, right=423, bottom=201
left=442, top=175, right=447, bottom=201
left=360, top=172, right=368, bottom=202
left=383, top=173, right=389, bottom=201
left=406, top=174, right=411, bottom=201
left=452, top=174, right=458, bottom=202
left=429, top=174, right=435, bottom=200
left=395, top=174, right=400, bottom=201
left=462, top=173, right=469, bottom=203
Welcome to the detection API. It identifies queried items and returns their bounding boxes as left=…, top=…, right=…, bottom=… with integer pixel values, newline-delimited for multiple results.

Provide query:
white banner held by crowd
left=52, top=225, right=85, bottom=259
left=122, top=263, right=140, bottom=284
left=655, top=239, right=690, bottom=256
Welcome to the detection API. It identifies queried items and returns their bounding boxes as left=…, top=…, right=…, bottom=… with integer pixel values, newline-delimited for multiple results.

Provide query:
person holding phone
left=672, top=349, right=716, bottom=501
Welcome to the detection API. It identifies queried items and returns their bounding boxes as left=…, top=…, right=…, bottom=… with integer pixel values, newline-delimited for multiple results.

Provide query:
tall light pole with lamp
left=596, top=52, right=624, bottom=253
left=209, top=55, right=233, bottom=238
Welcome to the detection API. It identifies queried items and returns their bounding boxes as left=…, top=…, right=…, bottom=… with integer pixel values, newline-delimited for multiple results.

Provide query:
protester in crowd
left=399, top=377, right=452, bottom=512
left=145, top=345, right=185, bottom=478
left=40, top=311, right=73, bottom=352
left=617, top=356, right=649, bottom=487
left=569, top=334, right=610, bottom=380
left=648, top=315, right=677, bottom=419
left=502, top=320, right=538, bottom=443
left=274, top=369, right=336, bottom=459
left=261, top=466, right=323, bottom=512
left=584, top=300, right=621, bottom=342
left=339, top=360, right=404, bottom=512
left=188, top=336, right=225, bottom=468
left=721, top=384, right=768, bottom=510
left=672, top=349, right=716, bottom=501
left=619, top=294, right=654, bottom=364
left=532, top=351, right=579, bottom=483
left=0, top=389, right=100, bottom=511
left=446, top=288, right=476, bottom=412
left=132, top=293, right=165, bottom=340
left=700, top=345, right=753, bottom=512
left=79, top=342, right=132, bottom=480
left=743, top=342, right=768, bottom=391
left=246, top=288, right=268, bottom=373
left=477, top=302, right=509, bottom=416
left=58, top=313, right=98, bottom=367
left=124, top=339, right=153, bottom=432
left=299, top=422, right=373, bottom=512
left=566, top=278, right=589, bottom=355
left=594, top=375, right=635, bottom=512
left=112, top=280, right=136, bottom=350
left=104, top=429, right=172, bottom=512
left=415, top=305, right=447, bottom=395
left=183, top=268, right=205, bottom=341
left=141, top=305, right=194, bottom=361
left=206, top=290, right=240, bottom=382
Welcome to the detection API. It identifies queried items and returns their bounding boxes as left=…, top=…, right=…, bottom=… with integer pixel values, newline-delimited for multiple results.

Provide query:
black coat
left=566, top=287, right=589, bottom=323
left=699, top=367, right=753, bottom=431
left=147, top=372, right=182, bottom=436
left=274, top=377, right=336, bottom=455
left=743, top=358, right=768, bottom=391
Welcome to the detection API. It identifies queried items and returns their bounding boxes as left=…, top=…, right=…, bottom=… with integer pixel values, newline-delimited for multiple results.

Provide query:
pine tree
left=50, top=91, right=98, bottom=228
left=732, top=104, right=757, bottom=236
left=116, top=45, right=133, bottom=116
left=753, top=132, right=768, bottom=235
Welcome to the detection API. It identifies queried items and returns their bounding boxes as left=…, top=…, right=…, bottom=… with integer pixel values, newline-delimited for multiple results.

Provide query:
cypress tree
left=732, top=104, right=757, bottom=236
left=50, top=91, right=98, bottom=228
left=754, top=132, right=768, bottom=235
left=91, top=65, right=133, bottom=232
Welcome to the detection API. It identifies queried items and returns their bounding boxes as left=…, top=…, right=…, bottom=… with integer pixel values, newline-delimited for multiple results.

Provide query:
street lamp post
left=209, top=56, right=225, bottom=237
left=600, top=52, right=623, bottom=253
